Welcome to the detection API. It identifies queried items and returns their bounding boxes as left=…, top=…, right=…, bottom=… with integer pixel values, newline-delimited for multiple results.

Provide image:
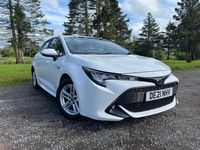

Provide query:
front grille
left=114, top=82, right=178, bottom=112
left=119, top=96, right=174, bottom=112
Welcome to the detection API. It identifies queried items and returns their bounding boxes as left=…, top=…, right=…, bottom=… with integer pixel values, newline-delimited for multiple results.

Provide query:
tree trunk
left=84, top=0, right=89, bottom=36
left=187, top=40, right=192, bottom=63
left=96, top=0, right=101, bottom=38
left=17, top=0, right=24, bottom=63
left=167, top=47, right=170, bottom=60
left=8, top=0, right=19, bottom=64
left=16, top=48, right=24, bottom=63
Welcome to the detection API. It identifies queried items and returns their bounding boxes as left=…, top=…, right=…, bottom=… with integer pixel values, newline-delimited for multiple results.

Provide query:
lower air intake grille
left=115, top=82, right=178, bottom=112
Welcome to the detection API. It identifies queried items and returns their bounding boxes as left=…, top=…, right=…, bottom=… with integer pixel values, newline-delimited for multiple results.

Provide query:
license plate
left=146, top=87, right=173, bottom=102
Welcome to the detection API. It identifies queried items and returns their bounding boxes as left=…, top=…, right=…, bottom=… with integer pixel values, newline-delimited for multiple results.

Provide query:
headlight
left=83, top=67, right=137, bottom=87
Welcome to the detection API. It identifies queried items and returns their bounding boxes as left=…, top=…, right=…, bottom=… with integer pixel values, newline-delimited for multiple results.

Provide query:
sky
left=0, top=0, right=180, bottom=48
left=40, top=0, right=180, bottom=38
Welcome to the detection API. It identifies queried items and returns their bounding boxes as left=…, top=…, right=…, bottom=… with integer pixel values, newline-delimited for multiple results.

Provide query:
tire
left=57, top=79, right=82, bottom=120
left=32, top=70, right=40, bottom=89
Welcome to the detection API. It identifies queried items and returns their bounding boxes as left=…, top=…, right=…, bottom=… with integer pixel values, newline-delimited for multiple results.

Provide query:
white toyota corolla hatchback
left=31, top=35, right=179, bottom=121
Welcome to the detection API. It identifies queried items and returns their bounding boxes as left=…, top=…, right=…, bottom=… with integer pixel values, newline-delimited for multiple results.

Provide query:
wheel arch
left=59, top=73, right=72, bottom=84
left=57, top=74, right=82, bottom=119
left=31, top=66, right=40, bottom=89
left=31, top=66, right=34, bottom=73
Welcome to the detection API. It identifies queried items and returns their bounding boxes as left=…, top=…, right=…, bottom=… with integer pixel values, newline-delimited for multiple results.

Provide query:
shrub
left=1, top=46, right=15, bottom=57
left=175, top=52, right=186, bottom=60
left=154, top=50, right=165, bottom=60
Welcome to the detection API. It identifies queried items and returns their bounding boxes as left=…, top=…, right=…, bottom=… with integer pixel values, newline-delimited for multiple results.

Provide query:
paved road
left=0, top=71, right=200, bottom=150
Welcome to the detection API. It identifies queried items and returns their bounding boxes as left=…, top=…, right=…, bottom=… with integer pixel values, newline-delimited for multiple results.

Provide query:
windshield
left=64, top=37, right=131, bottom=54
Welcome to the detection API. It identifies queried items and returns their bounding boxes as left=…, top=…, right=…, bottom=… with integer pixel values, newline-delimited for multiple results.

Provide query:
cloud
left=40, top=0, right=69, bottom=36
left=41, top=0, right=60, bottom=10
left=166, top=0, right=180, bottom=5
left=129, top=22, right=143, bottom=37
left=119, top=0, right=179, bottom=37
left=119, top=0, right=162, bottom=17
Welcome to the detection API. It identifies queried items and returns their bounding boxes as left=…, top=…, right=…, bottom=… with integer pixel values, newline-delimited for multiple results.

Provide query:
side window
left=49, top=38, right=65, bottom=56
left=40, top=40, right=51, bottom=51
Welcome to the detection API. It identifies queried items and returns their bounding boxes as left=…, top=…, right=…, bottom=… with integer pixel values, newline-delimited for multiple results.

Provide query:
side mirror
left=41, top=49, right=58, bottom=61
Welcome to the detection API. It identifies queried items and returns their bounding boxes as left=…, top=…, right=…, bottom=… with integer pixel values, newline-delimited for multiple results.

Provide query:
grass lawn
left=0, top=64, right=32, bottom=86
left=0, top=60, right=200, bottom=86
left=162, top=60, right=200, bottom=72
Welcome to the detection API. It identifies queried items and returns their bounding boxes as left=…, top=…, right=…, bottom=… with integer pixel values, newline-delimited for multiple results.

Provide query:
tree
left=110, top=0, right=132, bottom=48
left=14, top=0, right=31, bottom=63
left=23, top=41, right=39, bottom=57
left=163, top=21, right=177, bottom=60
left=8, top=0, right=19, bottom=62
left=63, top=0, right=95, bottom=36
left=93, top=0, right=132, bottom=47
left=92, top=0, right=103, bottom=38
left=114, top=13, right=132, bottom=48
left=0, top=0, right=53, bottom=63
left=137, top=12, right=161, bottom=57
left=95, top=0, right=116, bottom=40
left=63, top=0, right=80, bottom=35
left=64, top=0, right=131, bottom=47
left=173, top=0, right=200, bottom=62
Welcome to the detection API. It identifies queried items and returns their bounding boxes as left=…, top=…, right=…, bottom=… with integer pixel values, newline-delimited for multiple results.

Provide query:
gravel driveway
left=0, top=71, right=200, bottom=150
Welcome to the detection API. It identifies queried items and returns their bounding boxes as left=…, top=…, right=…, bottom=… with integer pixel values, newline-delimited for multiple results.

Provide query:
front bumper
left=106, top=82, right=178, bottom=118
left=76, top=73, right=179, bottom=121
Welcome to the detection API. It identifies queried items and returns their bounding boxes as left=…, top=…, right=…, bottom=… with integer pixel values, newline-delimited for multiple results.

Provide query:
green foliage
left=24, top=42, right=39, bottom=57
left=64, top=0, right=132, bottom=47
left=139, top=12, right=160, bottom=41
left=191, top=44, right=200, bottom=59
left=63, top=0, right=94, bottom=36
left=163, top=21, right=177, bottom=60
left=63, top=0, right=79, bottom=35
left=137, top=12, right=162, bottom=57
left=152, top=50, right=165, bottom=60
left=0, top=46, right=15, bottom=57
left=24, top=48, right=37, bottom=57
left=173, top=0, right=200, bottom=62
left=93, top=0, right=132, bottom=47
left=14, top=2, right=32, bottom=48
left=24, top=0, right=54, bottom=42
left=134, top=42, right=153, bottom=57
left=0, top=0, right=53, bottom=64
left=97, top=0, right=115, bottom=40
left=125, top=40, right=135, bottom=52
left=175, top=52, right=186, bottom=60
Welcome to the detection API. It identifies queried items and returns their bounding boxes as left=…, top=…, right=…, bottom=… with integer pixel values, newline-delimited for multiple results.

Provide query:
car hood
left=73, top=54, right=171, bottom=77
